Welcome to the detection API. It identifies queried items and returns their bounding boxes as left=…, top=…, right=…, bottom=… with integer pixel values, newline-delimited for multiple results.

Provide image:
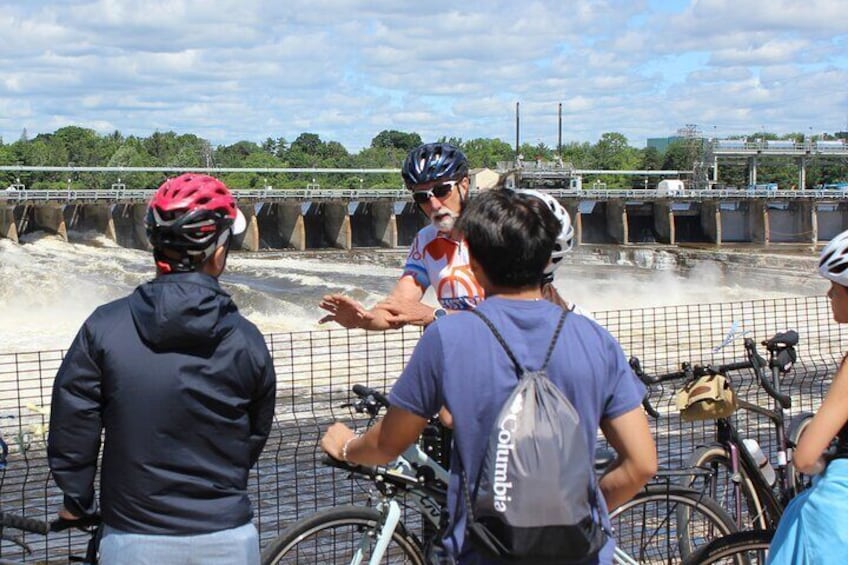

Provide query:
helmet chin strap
left=154, top=229, right=233, bottom=274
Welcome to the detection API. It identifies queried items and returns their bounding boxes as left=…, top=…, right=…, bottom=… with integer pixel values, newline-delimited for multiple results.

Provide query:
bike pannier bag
left=676, top=373, right=738, bottom=422
left=460, top=309, right=608, bottom=564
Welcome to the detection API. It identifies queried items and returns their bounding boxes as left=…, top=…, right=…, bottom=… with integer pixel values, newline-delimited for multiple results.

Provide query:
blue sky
left=1, top=0, right=846, bottom=152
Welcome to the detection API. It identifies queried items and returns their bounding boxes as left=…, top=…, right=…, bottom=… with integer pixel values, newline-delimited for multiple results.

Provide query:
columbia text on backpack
left=459, top=309, right=609, bottom=563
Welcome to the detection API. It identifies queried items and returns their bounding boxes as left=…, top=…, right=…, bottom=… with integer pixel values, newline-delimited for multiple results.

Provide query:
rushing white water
left=0, top=230, right=827, bottom=353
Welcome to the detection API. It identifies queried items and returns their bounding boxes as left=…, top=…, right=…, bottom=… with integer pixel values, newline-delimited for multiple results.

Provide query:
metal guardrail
left=712, top=140, right=848, bottom=154
left=2, top=187, right=847, bottom=205
left=0, top=166, right=401, bottom=174
left=0, top=188, right=412, bottom=204
left=0, top=296, right=840, bottom=561
left=549, top=188, right=848, bottom=200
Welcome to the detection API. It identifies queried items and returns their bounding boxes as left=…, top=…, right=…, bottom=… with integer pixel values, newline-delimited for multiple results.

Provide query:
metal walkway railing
left=0, top=295, right=841, bottom=560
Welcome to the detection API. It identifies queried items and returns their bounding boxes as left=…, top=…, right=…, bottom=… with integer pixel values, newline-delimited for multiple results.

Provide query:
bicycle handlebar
left=744, top=337, right=793, bottom=409
left=0, top=512, right=100, bottom=536
left=630, top=330, right=796, bottom=413
left=350, top=384, right=390, bottom=411
left=0, top=512, right=50, bottom=535
left=50, top=514, right=101, bottom=533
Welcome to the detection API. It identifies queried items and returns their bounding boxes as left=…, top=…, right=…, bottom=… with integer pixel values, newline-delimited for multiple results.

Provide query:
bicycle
left=632, top=331, right=814, bottom=535
left=0, top=436, right=102, bottom=564
left=682, top=530, right=774, bottom=564
left=260, top=385, right=738, bottom=564
left=261, top=385, right=449, bottom=564
left=0, top=513, right=101, bottom=565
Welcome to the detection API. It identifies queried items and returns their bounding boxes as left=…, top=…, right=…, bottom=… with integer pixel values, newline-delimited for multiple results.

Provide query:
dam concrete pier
left=1, top=188, right=845, bottom=249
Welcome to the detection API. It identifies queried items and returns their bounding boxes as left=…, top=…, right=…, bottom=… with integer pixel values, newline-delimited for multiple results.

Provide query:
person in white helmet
left=767, top=229, right=848, bottom=563
left=514, top=188, right=587, bottom=316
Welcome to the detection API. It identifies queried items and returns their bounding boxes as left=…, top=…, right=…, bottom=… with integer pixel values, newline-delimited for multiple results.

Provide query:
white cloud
left=0, top=0, right=846, bottom=151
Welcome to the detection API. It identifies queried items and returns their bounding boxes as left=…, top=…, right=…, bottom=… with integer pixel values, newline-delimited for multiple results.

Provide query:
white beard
left=431, top=209, right=458, bottom=233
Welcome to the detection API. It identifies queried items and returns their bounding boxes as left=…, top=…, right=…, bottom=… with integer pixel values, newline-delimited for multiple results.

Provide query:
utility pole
left=558, top=103, right=562, bottom=157
left=515, top=102, right=520, bottom=159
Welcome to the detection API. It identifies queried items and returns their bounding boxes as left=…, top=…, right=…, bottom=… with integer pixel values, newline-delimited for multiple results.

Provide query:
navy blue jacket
left=47, top=272, right=277, bottom=535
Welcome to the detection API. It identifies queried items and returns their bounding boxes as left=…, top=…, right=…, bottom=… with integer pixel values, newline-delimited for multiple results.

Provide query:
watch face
left=434, top=308, right=447, bottom=319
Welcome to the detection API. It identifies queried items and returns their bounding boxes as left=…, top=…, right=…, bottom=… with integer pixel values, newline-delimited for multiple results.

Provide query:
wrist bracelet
left=341, top=434, right=360, bottom=463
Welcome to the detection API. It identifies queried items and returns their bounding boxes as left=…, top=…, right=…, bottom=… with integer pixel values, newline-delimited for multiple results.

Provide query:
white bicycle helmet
left=819, top=229, right=848, bottom=286
left=516, top=189, right=574, bottom=274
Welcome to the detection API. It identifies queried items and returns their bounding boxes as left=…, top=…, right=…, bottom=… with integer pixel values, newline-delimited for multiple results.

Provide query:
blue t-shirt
left=389, top=296, right=646, bottom=565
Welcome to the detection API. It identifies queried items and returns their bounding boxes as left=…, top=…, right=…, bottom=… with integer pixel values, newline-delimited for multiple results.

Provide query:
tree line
left=1, top=126, right=846, bottom=190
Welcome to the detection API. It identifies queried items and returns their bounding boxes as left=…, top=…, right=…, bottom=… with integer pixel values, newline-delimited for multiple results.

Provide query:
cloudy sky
left=1, top=0, right=846, bottom=153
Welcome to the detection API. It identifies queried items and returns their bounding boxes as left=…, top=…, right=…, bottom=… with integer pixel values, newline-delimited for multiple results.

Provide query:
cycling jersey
left=402, top=225, right=484, bottom=311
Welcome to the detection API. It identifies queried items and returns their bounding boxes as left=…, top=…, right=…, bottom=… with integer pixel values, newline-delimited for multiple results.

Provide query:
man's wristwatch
left=432, top=307, right=447, bottom=322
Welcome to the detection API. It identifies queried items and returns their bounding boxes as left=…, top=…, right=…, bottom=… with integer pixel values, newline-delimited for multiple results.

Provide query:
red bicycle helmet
left=146, top=173, right=246, bottom=272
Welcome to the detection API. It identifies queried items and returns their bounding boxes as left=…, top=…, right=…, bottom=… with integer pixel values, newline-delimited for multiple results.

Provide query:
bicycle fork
left=351, top=498, right=402, bottom=565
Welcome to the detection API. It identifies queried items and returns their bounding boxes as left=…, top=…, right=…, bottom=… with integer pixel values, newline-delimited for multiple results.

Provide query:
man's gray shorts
left=99, top=521, right=259, bottom=565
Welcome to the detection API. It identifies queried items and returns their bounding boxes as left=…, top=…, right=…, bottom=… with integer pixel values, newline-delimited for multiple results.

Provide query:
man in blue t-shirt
left=321, top=189, right=657, bottom=564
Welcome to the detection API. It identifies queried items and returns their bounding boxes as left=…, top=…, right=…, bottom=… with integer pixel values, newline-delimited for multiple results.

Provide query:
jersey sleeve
left=401, top=233, right=430, bottom=290
left=388, top=325, right=444, bottom=419
left=601, top=331, right=647, bottom=420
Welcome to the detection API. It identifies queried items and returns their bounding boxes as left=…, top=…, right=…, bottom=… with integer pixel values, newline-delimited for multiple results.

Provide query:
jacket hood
left=130, top=272, right=238, bottom=348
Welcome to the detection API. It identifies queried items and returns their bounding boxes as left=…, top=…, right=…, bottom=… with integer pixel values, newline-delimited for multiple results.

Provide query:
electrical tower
left=678, top=123, right=710, bottom=189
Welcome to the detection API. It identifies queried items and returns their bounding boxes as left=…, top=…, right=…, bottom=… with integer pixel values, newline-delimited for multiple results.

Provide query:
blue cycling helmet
left=402, top=143, right=469, bottom=189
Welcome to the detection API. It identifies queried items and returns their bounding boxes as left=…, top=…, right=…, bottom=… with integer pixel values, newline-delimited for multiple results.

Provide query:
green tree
left=370, top=130, right=422, bottom=152
left=290, top=133, right=323, bottom=155
left=560, top=141, right=593, bottom=169
left=593, top=132, right=632, bottom=169
left=107, top=138, right=160, bottom=189
left=322, top=140, right=350, bottom=161
left=641, top=147, right=662, bottom=170
left=461, top=138, right=514, bottom=168
left=661, top=140, right=692, bottom=171
left=143, top=131, right=184, bottom=163
left=220, top=151, right=285, bottom=189
left=214, top=140, right=262, bottom=167
left=0, top=144, right=16, bottom=186
left=590, top=132, right=640, bottom=187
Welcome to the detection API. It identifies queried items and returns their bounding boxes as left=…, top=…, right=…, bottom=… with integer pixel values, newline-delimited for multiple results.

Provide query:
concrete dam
left=1, top=188, right=847, bottom=251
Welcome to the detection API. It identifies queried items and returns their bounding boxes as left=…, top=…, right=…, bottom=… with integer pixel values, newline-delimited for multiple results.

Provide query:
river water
left=0, top=229, right=827, bottom=354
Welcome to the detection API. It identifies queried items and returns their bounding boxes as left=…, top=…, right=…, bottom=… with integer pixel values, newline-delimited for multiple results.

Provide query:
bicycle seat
left=764, top=330, right=798, bottom=350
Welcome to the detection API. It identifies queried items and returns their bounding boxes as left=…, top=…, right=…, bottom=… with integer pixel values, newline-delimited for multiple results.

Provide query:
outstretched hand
left=318, top=294, right=374, bottom=329
left=374, top=296, right=436, bottom=327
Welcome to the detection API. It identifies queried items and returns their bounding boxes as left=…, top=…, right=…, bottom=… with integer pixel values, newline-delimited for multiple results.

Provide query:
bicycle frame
left=712, top=417, right=783, bottom=528
left=325, top=437, right=450, bottom=564
left=632, top=330, right=800, bottom=531
left=707, top=335, right=798, bottom=529
left=325, top=386, right=701, bottom=565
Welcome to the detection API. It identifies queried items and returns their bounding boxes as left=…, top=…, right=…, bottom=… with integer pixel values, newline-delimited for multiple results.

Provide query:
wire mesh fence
left=0, top=296, right=842, bottom=560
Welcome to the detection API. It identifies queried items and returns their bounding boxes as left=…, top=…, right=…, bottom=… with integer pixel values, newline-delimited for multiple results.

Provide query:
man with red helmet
left=48, top=173, right=276, bottom=564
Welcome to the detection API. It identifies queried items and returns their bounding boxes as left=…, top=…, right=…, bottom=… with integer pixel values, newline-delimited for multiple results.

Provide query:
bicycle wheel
left=261, top=506, right=425, bottom=565
left=610, top=484, right=737, bottom=563
left=682, top=530, right=773, bottom=565
left=680, top=444, right=766, bottom=534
